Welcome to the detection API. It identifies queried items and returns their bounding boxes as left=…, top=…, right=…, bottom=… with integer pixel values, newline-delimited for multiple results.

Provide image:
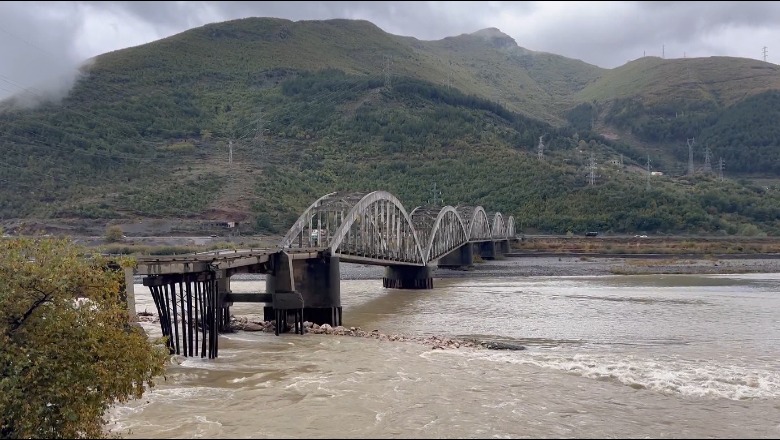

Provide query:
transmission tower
left=763, top=46, right=768, bottom=62
left=448, top=60, right=453, bottom=89
left=537, top=135, right=545, bottom=160
left=719, top=157, right=725, bottom=181
left=429, top=183, right=442, bottom=206
left=645, top=154, right=652, bottom=191
left=589, top=153, right=596, bottom=186
left=687, top=137, right=696, bottom=175
left=254, top=111, right=263, bottom=145
left=703, top=146, right=712, bottom=173
left=384, top=55, right=392, bottom=90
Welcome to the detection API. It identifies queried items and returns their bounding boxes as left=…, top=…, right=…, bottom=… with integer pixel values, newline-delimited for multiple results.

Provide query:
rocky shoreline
left=136, top=312, right=526, bottom=351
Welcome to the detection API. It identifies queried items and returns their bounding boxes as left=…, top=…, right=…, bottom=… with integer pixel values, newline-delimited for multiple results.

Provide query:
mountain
left=573, top=56, right=780, bottom=174
left=1, top=17, right=779, bottom=238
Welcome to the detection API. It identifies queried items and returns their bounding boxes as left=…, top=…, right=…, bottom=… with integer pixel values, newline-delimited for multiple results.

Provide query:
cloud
left=1, top=1, right=779, bottom=103
left=0, top=2, right=85, bottom=106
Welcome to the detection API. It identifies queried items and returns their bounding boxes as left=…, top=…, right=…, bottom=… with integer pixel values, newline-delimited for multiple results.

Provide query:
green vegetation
left=1, top=17, right=780, bottom=237
left=0, top=238, right=168, bottom=438
left=104, top=225, right=125, bottom=243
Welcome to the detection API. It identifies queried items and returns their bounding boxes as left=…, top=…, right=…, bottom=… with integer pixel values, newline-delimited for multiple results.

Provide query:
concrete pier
left=477, top=241, right=497, bottom=260
left=438, top=243, right=474, bottom=269
left=265, top=253, right=342, bottom=326
left=383, top=265, right=434, bottom=289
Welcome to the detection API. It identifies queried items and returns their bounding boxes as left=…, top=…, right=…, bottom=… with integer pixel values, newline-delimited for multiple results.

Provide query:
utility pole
left=719, top=157, right=725, bottom=181
left=703, top=146, right=712, bottom=173
left=589, top=152, right=596, bottom=186
left=229, top=139, right=233, bottom=167
left=687, top=137, right=695, bottom=176
left=646, top=154, right=652, bottom=191
left=537, top=135, right=545, bottom=160
left=763, top=46, right=768, bottom=62
left=662, top=44, right=665, bottom=59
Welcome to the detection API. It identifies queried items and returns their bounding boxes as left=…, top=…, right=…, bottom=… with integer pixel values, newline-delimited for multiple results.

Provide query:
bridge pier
left=383, top=265, right=434, bottom=289
left=497, top=239, right=510, bottom=255
left=265, top=254, right=342, bottom=327
left=124, top=267, right=137, bottom=321
left=477, top=241, right=497, bottom=260
left=438, top=243, right=474, bottom=269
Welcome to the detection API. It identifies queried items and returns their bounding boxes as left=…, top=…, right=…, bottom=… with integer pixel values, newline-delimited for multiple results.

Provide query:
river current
left=109, top=269, right=780, bottom=438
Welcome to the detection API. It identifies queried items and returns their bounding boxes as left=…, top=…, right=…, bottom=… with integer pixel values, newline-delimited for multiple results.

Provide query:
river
left=109, top=269, right=780, bottom=438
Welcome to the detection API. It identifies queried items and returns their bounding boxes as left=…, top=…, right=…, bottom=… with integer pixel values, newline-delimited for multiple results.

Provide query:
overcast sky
left=1, top=1, right=779, bottom=101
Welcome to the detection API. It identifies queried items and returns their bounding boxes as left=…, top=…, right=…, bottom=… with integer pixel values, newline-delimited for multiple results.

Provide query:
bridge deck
left=135, top=248, right=322, bottom=275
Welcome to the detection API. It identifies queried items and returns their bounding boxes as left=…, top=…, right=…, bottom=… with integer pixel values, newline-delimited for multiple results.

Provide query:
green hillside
left=1, top=17, right=779, bottom=237
left=573, top=56, right=780, bottom=174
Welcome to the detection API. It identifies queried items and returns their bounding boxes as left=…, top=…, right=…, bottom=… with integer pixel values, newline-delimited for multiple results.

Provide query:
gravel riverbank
left=223, top=255, right=780, bottom=282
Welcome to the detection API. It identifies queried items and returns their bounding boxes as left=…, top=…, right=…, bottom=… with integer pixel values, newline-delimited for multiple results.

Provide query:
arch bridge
left=280, top=190, right=515, bottom=266
left=131, top=191, right=518, bottom=358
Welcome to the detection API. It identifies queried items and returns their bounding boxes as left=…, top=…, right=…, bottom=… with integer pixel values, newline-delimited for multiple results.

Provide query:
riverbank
left=131, top=254, right=780, bottom=285
left=224, top=255, right=780, bottom=282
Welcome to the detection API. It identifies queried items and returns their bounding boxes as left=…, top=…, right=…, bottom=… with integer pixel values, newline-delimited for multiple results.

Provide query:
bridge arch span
left=328, top=191, right=425, bottom=264
left=506, top=216, right=516, bottom=238
left=491, top=212, right=506, bottom=239
left=412, top=206, right=469, bottom=262
left=280, top=192, right=338, bottom=248
left=281, top=191, right=517, bottom=265
left=456, top=206, right=492, bottom=241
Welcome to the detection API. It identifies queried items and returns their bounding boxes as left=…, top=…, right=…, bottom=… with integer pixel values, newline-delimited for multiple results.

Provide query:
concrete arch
left=328, top=191, right=425, bottom=264
left=491, top=212, right=506, bottom=239
left=280, top=192, right=338, bottom=248
left=423, top=206, right=468, bottom=262
left=506, top=216, right=516, bottom=238
left=470, top=207, right=492, bottom=241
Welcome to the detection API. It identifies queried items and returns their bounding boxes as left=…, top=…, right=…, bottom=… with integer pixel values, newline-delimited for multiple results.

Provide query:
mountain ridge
left=1, top=17, right=779, bottom=238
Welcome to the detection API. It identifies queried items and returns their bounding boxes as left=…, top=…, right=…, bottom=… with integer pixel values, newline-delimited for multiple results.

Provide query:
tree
left=0, top=238, right=168, bottom=439
left=104, top=225, right=124, bottom=243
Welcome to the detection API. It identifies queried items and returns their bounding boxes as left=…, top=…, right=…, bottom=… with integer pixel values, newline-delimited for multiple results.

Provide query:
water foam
left=475, top=351, right=780, bottom=400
